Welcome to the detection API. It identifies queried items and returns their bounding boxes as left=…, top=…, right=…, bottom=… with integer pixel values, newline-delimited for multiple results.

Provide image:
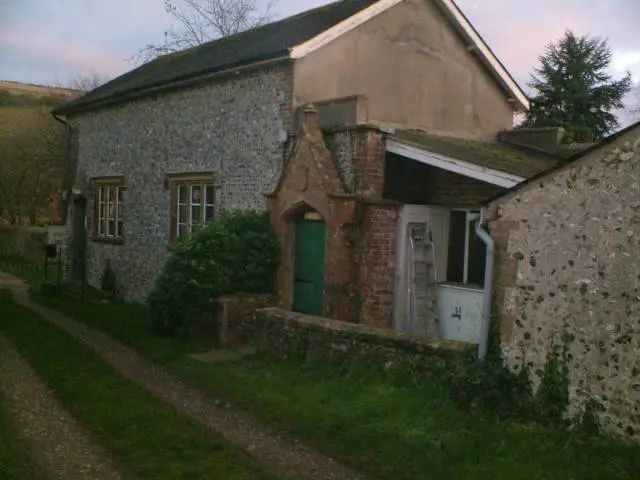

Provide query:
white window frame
left=92, top=179, right=124, bottom=240
left=447, top=208, right=483, bottom=286
left=174, top=182, right=215, bottom=240
left=166, top=172, right=216, bottom=243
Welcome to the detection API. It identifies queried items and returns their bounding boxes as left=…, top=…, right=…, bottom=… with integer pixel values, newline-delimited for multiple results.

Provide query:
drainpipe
left=52, top=113, right=67, bottom=126
left=468, top=211, right=495, bottom=361
left=52, top=113, right=72, bottom=226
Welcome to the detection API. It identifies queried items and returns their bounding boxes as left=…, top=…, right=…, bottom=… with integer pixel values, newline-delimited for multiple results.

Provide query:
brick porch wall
left=357, top=202, right=398, bottom=328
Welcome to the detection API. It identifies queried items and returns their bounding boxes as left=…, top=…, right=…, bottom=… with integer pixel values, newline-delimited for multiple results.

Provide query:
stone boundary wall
left=0, top=226, right=49, bottom=263
left=217, top=295, right=275, bottom=348
left=488, top=128, right=640, bottom=442
left=250, top=308, right=466, bottom=367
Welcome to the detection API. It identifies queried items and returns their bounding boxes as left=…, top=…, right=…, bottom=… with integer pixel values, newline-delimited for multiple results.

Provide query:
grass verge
left=0, top=290, right=272, bottom=480
left=34, top=294, right=640, bottom=480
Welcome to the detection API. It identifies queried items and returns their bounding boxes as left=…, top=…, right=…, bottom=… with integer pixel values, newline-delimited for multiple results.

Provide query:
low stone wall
left=251, top=308, right=466, bottom=368
left=217, top=295, right=275, bottom=348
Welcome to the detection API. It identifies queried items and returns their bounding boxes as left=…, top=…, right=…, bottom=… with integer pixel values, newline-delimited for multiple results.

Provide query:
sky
left=1, top=0, right=639, bottom=124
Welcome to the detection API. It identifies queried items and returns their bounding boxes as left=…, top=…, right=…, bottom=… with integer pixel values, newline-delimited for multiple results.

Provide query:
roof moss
left=391, top=129, right=560, bottom=178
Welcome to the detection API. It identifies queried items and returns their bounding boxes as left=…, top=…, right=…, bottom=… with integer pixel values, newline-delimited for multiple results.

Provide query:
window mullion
left=115, top=187, right=119, bottom=237
left=200, top=183, right=205, bottom=225
left=100, top=186, right=105, bottom=236
left=188, top=183, right=193, bottom=234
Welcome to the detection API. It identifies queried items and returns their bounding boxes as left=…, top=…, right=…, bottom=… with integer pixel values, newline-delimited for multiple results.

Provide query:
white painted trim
left=290, top=0, right=404, bottom=59
left=463, top=212, right=470, bottom=284
left=386, top=138, right=525, bottom=188
left=435, top=0, right=529, bottom=111
left=289, top=0, right=529, bottom=112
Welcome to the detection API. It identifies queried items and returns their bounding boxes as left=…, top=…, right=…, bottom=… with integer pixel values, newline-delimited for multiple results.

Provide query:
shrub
left=101, top=259, right=117, bottom=295
left=450, top=315, right=571, bottom=427
left=147, top=210, right=279, bottom=339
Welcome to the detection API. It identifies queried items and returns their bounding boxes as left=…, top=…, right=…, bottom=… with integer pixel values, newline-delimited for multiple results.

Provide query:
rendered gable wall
left=293, top=0, right=516, bottom=135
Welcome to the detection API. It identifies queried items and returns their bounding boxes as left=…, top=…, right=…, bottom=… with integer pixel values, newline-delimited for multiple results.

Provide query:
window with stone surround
left=91, top=177, right=125, bottom=242
left=167, top=172, right=216, bottom=243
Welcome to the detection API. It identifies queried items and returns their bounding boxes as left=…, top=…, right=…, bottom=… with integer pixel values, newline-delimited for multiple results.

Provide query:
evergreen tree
left=523, top=30, right=632, bottom=142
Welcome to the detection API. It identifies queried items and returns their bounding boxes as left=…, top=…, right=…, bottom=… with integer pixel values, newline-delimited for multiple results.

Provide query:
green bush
left=450, top=315, right=572, bottom=427
left=147, top=211, right=279, bottom=339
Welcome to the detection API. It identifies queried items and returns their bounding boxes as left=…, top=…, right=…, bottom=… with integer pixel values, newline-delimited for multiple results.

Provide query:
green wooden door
left=293, top=216, right=326, bottom=316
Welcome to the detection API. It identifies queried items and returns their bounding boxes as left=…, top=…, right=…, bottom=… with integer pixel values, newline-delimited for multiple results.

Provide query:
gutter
left=53, top=54, right=291, bottom=116
left=468, top=211, right=495, bottom=361
left=52, top=113, right=67, bottom=125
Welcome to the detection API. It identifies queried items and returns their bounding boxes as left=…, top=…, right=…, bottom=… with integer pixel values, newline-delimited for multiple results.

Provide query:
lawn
left=34, top=293, right=640, bottom=480
left=0, top=290, right=273, bottom=480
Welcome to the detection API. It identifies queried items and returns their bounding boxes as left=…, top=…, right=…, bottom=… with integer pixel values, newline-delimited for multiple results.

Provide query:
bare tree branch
left=133, top=0, right=277, bottom=64
left=67, top=73, right=111, bottom=92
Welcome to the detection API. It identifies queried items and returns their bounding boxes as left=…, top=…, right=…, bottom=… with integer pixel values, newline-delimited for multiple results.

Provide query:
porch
left=383, top=129, right=557, bottom=344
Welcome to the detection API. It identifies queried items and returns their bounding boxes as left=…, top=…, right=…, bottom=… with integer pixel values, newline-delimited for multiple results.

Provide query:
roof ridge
left=159, top=0, right=366, bottom=60
left=54, top=0, right=379, bottom=115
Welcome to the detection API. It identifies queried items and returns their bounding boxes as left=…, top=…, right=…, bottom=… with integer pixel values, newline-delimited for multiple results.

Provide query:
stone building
left=53, top=0, right=563, bottom=335
left=487, top=121, right=640, bottom=441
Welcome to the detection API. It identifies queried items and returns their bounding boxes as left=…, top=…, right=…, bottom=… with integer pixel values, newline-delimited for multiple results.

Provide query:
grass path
left=33, top=289, right=640, bottom=480
left=0, top=334, right=129, bottom=480
left=2, top=279, right=365, bottom=480
left=0, top=288, right=275, bottom=480
left=3, top=266, right=640, bottom=480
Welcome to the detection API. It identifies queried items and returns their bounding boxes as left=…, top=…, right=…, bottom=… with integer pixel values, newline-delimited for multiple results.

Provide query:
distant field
left=0, top=81, right=78, bottom=225
left=0, top=80, right=80, bottom=98
left=0, top=81, right=79, bottom=109
left=0, top=80, right=79, bottom=136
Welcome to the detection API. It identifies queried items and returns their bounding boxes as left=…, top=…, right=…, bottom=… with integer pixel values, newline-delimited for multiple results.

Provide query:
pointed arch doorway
left=293, top=209, right=326, bottom=316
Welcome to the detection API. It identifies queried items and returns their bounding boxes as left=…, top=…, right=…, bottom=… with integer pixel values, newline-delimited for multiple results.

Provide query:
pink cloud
left=0, top=29, right=133, bottom=78
left=459, top=5, right=590, bottom=87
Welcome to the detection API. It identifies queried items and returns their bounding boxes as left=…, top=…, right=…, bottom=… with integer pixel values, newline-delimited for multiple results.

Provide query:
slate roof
left=389, top=129, right=560, bottom=179
left=53, top=0, right=380, bottom=115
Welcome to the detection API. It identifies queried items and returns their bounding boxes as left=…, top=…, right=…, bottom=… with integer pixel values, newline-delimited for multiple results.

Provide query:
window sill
left=436, top=281, right=483, bottom=292
left=90, top=236, right=124, bottom=245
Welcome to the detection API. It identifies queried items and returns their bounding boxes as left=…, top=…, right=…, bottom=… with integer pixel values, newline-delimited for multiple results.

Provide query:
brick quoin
left=489, top=219, right=520, bottom=342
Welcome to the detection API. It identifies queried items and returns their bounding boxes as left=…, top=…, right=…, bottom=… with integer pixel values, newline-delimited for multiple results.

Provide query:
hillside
left=0, top=81, right=81, bottom=226
left=0, top=80, right=80, bottom=109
